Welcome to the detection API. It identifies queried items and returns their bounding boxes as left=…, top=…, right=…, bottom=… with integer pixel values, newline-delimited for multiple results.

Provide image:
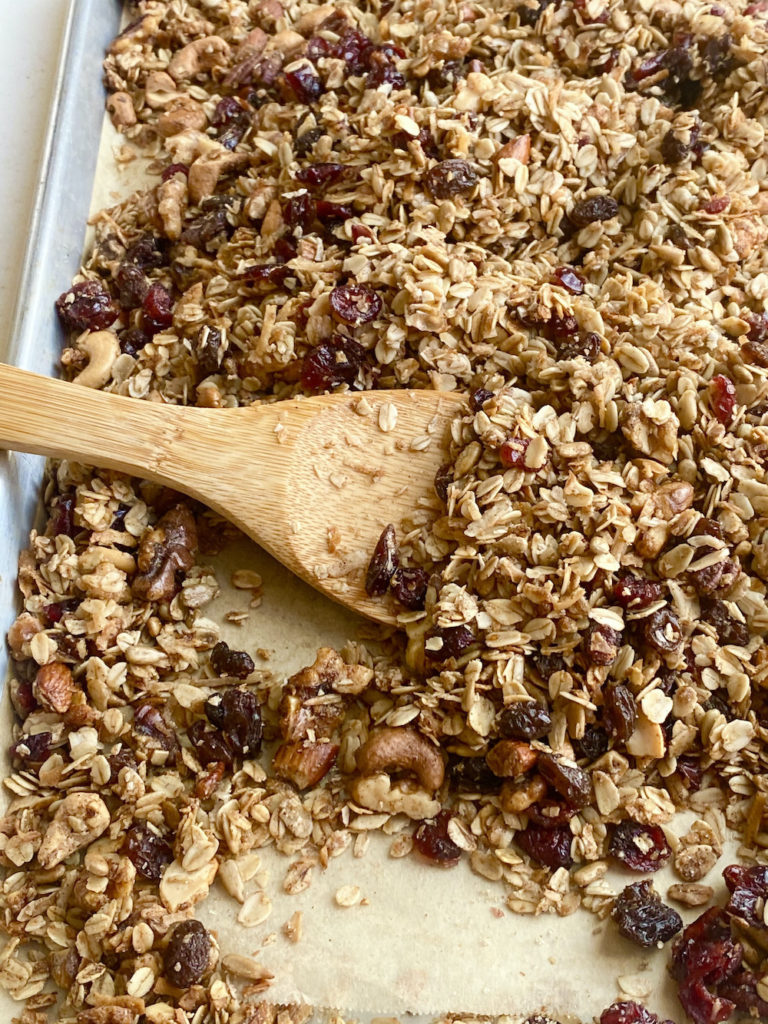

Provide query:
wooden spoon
left=0, top=364, right=465, bottom=624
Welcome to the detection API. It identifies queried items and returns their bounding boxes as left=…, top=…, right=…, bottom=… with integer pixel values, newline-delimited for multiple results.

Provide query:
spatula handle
left=0, top=363, right=190, bottom=482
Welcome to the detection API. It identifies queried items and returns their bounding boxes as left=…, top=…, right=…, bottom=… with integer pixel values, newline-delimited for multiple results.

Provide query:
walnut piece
left=132, top=504, right=198, bottom=603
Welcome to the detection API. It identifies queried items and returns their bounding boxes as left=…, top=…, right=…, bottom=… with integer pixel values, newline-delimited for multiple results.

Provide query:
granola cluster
left=5, top=0, right=768, bottom=1021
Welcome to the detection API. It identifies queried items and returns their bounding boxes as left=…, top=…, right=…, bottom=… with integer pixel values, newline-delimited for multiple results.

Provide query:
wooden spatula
left=0, top=364, right=465, bottom=624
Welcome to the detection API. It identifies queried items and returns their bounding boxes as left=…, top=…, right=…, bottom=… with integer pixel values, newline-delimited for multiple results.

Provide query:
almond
left=33, top=662, right=74, bottom=714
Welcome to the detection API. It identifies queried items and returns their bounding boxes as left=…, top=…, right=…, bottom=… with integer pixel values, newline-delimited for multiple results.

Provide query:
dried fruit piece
left=424, top=159, right=478, bottom=199
left=425, top=624, right=476, bottom=661
left=709, top=374, right=736, bottom=426
left=670, top=908, right=742, bottom=1024
left=552, top=265, right=585, bottom=294
left=699, top=598, right=749, bottom=646
left=499, top=437, right=531, bottom=468
left=498, top=702, right=551, bottom=741
left=613, top=574, right=662, bottom=609
left=390, top=566, right=429, bottom=610
left=611, top=880, right=682, bottom=946
left=115, top=262, right=149, bottom=309
left=142, top=282, right=174, bottom=334
left=516, top=824, right=573, bottom=869
left=434, top=463, right=454, bottom=502
left=301, top=336, right=368, bottom=392
left=188, top=720, right=234, bottom=767
left=55, top=280, right=118, bottom=332
left=204, top=688, right=262, bottom=758
left=11, top=731, right=52, bottom=768
left=537, top=752, right=591, bottom=809
left=413, top=810, right=462, bottom=866
left=123, top=821, right=173, bottom=883
left=163, top=920, right=212, bottom=988
left=284, top=64, right=324, bottom=103
left=600, top=1003, right=670, bottom=1024
left=643, top=608, right=682, bottom=653
left=569, top=195, right=618, bottom=227
left=604, top=684, right=637, bottom=742
left=329, top=283, right=383, bottom=326
left=210, top=640, right=255, bottom=679
left=723, top=864, right=768, bottom=923
left=609, top=820, right=671, bottom=872
left=365, top=524, right=400, bottom=597
left=584, top=622, right=622, bottom=666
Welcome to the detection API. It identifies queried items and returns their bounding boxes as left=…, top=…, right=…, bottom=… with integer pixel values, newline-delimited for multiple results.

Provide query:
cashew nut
left=37, top=793, right=110, bottom=869
left=168, top=36, right=231, bottom=82
left=144, top=70, right=180, bottom=109
left=350, top=773, right=441, bottom=820
left=108, top=13, right=160, bottom=54
left=106, top=91, right=136, bottom=129
left=188, top=150, right=248, bottom=204
left=158, top=171, right=189, bottom=240
left=165, top=128, right=221, bottom=165
left=73, top=331, right=120, bottom=390
left=356, top=727, right=445, bottom=792
left=264, top=30, right=305, bottom=55
left=158, top=100, right=208, bottom=138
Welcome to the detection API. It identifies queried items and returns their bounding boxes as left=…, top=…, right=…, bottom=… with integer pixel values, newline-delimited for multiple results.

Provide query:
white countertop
left=0, top=0, right=69, bottom=352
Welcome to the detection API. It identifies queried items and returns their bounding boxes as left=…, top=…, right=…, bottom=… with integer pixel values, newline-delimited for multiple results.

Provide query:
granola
left=4, top=0, right=768, bottom=1021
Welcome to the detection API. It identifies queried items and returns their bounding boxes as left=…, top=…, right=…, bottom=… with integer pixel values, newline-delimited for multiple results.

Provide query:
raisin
left=569, top=195, right=618, bottom=227
left=584, top=622, right=622, bottom=666
left=204, top=689, right=262, bottom=758
left=516, top=0, right=554, bottom=25
left=558, top=332, right=601, bottom=362
left=119, top=327, right=151, bottom=357
left=365, top=524, right=400, bottom=596
left=527, top=800, right=575, bottom=828
left=425, top=624, right=476, bottom=661
left=498, top=702, right=551, bottom=741
left=294, top=126, right=324, bottom=156
left=449, top=756, right=502, bottom=793
left=704, top=34, right=734, bottom=77
left=209, top=641, right=255, bottom=679
left=613, top=574, right=661, bottom=609
left=413, top=810, right=462, bottom=866
left=283, top=192, right=316, bottom=232
left=643, top=608, right=682, bottom=653
left=284, top=64, right=324, bottom=103
left=11, top=732, right=52, bottom=768
left=126, top=234, right=167, bottom=271
left=710, top=374, right=737, bottom=426
left=55, top=280, right=118, bottom=332
left=604, top=685, right=637, bottom=742
left=329, top=283, right=382, bottom=326
left=742, top=340, right=768, bottom=368
left=499, top=437, right=531, bottom=469
left=142, top=283, right=174, bottom=334
left=700, top=598, right=749, bottom=646
left=108, top=744, right=138, bottom=778
left=533, top=652, right=567, bottom=679
left=51, top=494, right=77, bottom=538
left=163, top=920, right=211, bottom=988
left=552, top=265, right=585, bottom=294
left=295, top=162, right=350, bottom=188
left=123, top=822, right=173, bottom=883
left=516, top=824, right=573, bottom=869
left=746, top=311, right=768, bottom=344
left=470, top=388, right=494, bottom=411
left=677, top=756, right=704, bottom=791
left=434, top=464, right=454, bottom=502
left=390, top=566, right=429, bottom=610
left=212, top=97, right=249, bottom=150
left=661, top=129, right=692, bottom=164
left=188, top=720, right=233, bottom=767
left=612, top=880, right=682, bottom=946
left=537, top=752, right=591, bottom=809
left=301, top=336, right=368, bottom=391
left=575, top=725, right=610, bottom=761
left=394, top=126, right=439, bottom=158
left=115, top=262, right=149, bottom=309
left=196, top=325, right=223, bottom=378
left=723, top=864, right=768, bottom=923
left=424, top=159, right=478, bottom=199
left=180, top=201, right=233, bottom=250
left=609, top=820, right=671, bottom=872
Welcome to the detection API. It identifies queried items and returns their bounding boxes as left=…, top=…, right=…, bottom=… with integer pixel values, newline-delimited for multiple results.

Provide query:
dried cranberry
left=538, top=752, right=591, bottom=809
left=51, top=494, right=77, bottom=538
left=11, top=731, right=52, bottom=768
left=558, top=332, right=601, bottom=362
left=283, top=192, right=316, bottom=232
left=315, top=200, right=353, bottom=222
left=584, top=622, right=622, bottom=666
left=643, top=608, right=682, bottom=653
left=702, top=196, right=730, bottom=215
left=600, top=1003, right=668, bottom=1024
left=498, top=702, right=551, bottom=741
left=499, top=437, right=531, bottom=469
left=700, top=598, right=749, bottom=646
left=470, top=388, right=494, bottom=411
left=305, top=35, right=331, bottom=63
left=424, top=159, right=478, bottom=199
left=241, top=263, right=291, bottom=289
left=367, top=57, right=405, bottom=89
left=204, top=689, right=262, bottom=758
left=425, top=624, right=476, bottom=661
left=390, top=566, right=429, bottom=610
left=161, top=162, right=189, bottom=181
left=301, top=336, right=368, bottom=391
left=609, top=820, right=671, bottom=872
left=604, top=684, right=636, bottom=742
left=142, top=283, right=174, bottom=334
left=709, top=375, right=736, bottom=426
left=10, top=677, right=37, bottom=717
left=677, top=756, right=704, bottom=791
left=394, top=126, right=439, bottom=158
left=449, top=756, right=501, bottom=793
left=210, top=641, right=255, bottom=679
left=552, top=265, right=585, bottom=294
left=671, top=908, right=742, bottom=1024
left=123, top=821, right=173, bottom=883
left=365, top=524, right=400, bottom=597
left=329, top=283, right=382, bottom=326
left=723, top=864, right=768, bottom=923
left=569, top=195, right=618, bottom=227
left=119, top=327, right=151, bottom=357
left=612, top=880, right=682, bottom=946
left=542, top=312, right=579, bottom=342
left=527, top=800, right=576, bottom=828
left=719, top=971, right=768, bottom=1019
left=188, top=720, right=233, bottom=767
left=434, top=464, right=453, bottom=502
left=163, top=920, right=211, bottom=988
left=284, top=64, right=324, bottom=103
left=332, top=27, right=374, bottom=73
left=613, top=575, right=661, bottom=609
left=413, top=811, right=462, bottom=866
left=576, top=725, right=610, bottom=761
left=55, top=280, right=117, bottom=332
left=516, top=824, right=573, bottom=869
left=295, top=162, right=350, bottom=188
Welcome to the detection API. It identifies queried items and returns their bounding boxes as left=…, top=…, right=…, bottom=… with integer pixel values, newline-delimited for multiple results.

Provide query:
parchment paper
left=0, top=111, right=736, bottom=1024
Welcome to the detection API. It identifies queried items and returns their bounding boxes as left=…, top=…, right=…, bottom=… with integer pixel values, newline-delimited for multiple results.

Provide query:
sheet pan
left=0, top=3, right=725, bottom=1021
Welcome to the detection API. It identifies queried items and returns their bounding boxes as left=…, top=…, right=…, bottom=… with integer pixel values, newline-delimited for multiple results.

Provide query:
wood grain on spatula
left=0, top=364, right=465, bottom=624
